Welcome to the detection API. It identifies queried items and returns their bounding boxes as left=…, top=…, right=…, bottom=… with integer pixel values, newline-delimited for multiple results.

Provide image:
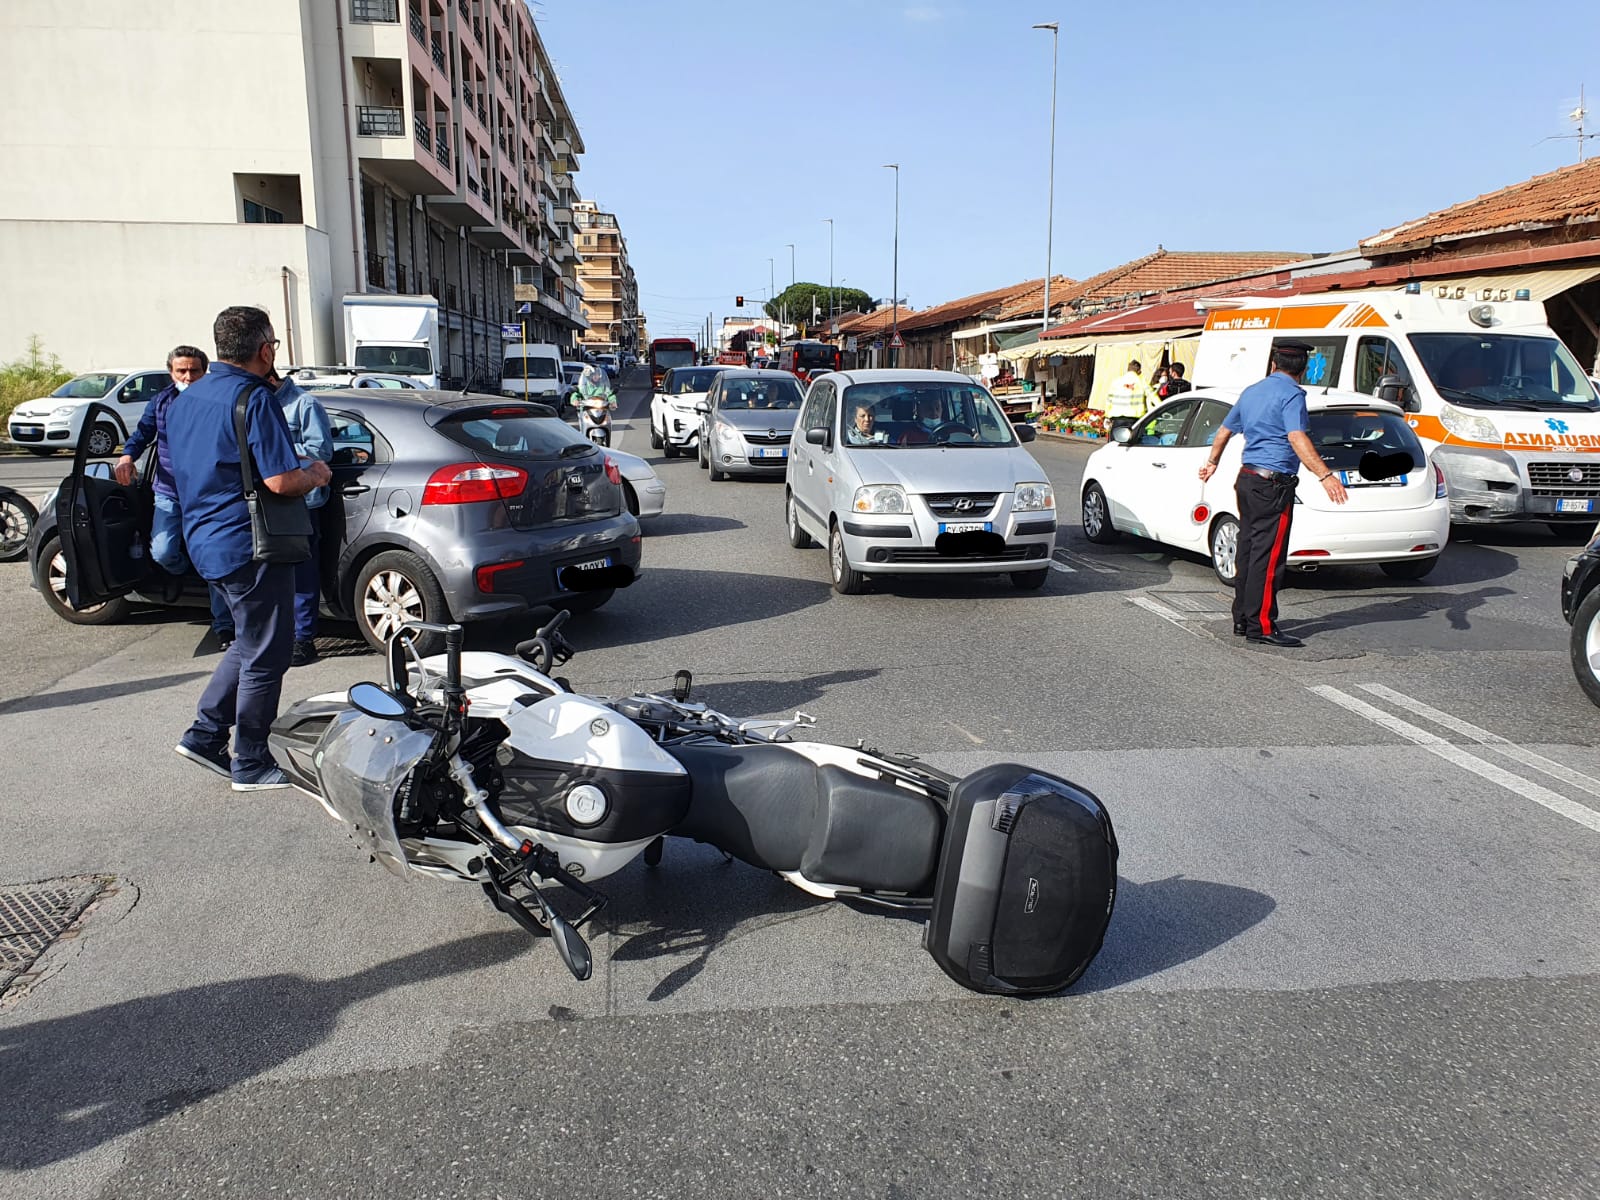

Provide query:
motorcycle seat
left=668, top=743, right=942, bottom=895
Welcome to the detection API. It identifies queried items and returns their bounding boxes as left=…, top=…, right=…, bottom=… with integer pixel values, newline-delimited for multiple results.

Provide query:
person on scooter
left=571, top=364, right=616, bottom=442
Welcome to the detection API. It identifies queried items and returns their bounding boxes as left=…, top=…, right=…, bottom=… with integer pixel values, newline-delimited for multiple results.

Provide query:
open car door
left=55, top=402, right=154, bottom=607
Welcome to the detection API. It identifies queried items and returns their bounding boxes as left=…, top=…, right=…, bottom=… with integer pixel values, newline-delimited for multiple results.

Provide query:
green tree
left=765, top=283, right=876, bottom=327
left=0, top=335, right=73, bottom=423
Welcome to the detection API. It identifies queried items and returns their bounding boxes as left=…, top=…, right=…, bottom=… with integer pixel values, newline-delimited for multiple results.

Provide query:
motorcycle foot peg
left=672, top=670, right=693, bottom=702
left=643, top=836, right=663, bottom=868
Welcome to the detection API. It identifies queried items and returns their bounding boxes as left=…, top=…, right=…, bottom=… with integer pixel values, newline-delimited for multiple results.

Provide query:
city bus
left=649, top=337, right=697, bottom=389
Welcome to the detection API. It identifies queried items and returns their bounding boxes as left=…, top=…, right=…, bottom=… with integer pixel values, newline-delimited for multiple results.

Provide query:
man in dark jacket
left=1160, top=362, right=1193, bottom=400
left=115, top=345, right=235, bottom=647
left=167, top=307, right=332, bottom=791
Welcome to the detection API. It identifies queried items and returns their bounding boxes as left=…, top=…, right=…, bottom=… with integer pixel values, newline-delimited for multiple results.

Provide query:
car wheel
left=709, top=461, right=724, bottom=482
left=697, top=439, right=708, bottom=470
left=786, top=491, right=813, bottom=548
left=1081, top=483, right=1117, bottom=544
left=1010, top=567, right=1049, bottom=591
left=828, top=522, right=865, bottom=595
left=1209, top=515, right=1241, bottom=588
left=560, top=588, right=615, bottom=613
left=355, top=550, right=447, bottom=654
left=0, top=490, right=39, bottom=563
left=623, top=480, right=639, bottom=517
left=649, top=421, right=663, bottom=450
left=35, top=535, right=131, bottom=625
left=1570, top=586, right=1600, bottom=707
left=26, top=448, right=57, bottom=458
left=662, top=441, right=678, bottom=459
left=1380, top=555, right=1439, bottom=581
left=84, top=422, right=120, bottom=458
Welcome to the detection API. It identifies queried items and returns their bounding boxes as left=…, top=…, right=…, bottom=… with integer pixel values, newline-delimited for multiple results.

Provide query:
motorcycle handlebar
left=513, top=609, right=574, bottom=672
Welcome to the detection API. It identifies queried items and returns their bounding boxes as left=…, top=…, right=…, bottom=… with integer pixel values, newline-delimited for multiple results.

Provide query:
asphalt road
left=1, top=372, right=1598, bottom=1199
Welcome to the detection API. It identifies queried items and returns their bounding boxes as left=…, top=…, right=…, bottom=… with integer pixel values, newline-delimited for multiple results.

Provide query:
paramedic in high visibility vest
left=1198, top=340, right=1349, bottom=647
left=1105, top=359, right=1151, bottom=440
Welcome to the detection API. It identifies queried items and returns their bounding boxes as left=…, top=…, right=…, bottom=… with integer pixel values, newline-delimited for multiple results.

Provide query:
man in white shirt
left=1105, top=358, right=1151, bottom=439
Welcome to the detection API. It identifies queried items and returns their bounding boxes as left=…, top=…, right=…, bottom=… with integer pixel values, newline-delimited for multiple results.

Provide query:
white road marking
left=1311, top=685, right=1600, bottom=835
left=1358, top=682, right=1600, bottom=801
left=1128, top=594, right=1208, bottom=639
left=1049, top=561, right=1076, bottom=574
left=948, top=722, right=985, bottom=746
left=1054, top=547, right=1117, bottom=574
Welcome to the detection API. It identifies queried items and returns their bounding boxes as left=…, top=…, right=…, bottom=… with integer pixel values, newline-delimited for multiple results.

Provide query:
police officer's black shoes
left=1232, top=620, right=1248, bottom=636
left=1246, top=630, right=1304, bottom=647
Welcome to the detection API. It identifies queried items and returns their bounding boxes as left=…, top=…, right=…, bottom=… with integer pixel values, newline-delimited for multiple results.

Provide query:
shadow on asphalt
left=0, top=932, right=529, bottom=1169
left=1075, top=874, right=1276, bottom=993
left=0, top=669, right=212, bottom=717
left=645, top=512, right=748, bottom=537
left=687, top=669, right=882, bottom=717
left=1286, top=584, right=1516, bottom=637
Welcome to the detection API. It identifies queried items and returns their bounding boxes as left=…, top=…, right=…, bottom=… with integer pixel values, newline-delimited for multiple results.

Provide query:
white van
left=1190, top=288, right=1600, bottom=526
left=500, top=343, right=564, bottom=401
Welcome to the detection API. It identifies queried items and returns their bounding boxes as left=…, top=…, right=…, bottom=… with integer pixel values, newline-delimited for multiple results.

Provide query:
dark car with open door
left=33, top=396, right=641, bottom=653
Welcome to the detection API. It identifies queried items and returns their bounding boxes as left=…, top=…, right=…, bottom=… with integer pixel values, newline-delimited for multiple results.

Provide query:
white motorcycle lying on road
left=269, top=614, right=1118, bottom=994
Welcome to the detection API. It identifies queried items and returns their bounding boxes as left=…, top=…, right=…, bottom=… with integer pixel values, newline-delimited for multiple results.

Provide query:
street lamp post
left=1033, top=21, right=1059, bottom=335
left=883, top=163, right=899, bottom=366
left=823, top=218, right=834, bottom=320
left=786, top=243, right=795, bottom=289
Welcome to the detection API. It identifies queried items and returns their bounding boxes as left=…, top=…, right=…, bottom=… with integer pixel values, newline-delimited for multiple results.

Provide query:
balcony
left=395, top=264, right=410, bottom=293
left=414, top=113, right=431, bottom=149
left=353, top=0, right=399, bottom=20
left=408, top=6, right=425, bottom=41
left=357, top=105, right=405, bottom=137
left=435, top=126, right=451, bottom=167
left=477, top=100, right=489, bottom=126
left=431, top=39, right=446, bottom=71
left=366, top=253, right=389, bottom=289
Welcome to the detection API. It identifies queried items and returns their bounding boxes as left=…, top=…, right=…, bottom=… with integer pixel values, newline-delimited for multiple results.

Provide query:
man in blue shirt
left=264, top=369, right=333, bottom=667
left=1198, top=340, right=1349, bottom=647
left=167, top=307, right=332, bottom=790
left=114, top=345, right=236, bottom=646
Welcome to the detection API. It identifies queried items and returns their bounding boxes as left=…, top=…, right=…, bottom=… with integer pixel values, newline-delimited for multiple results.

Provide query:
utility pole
left=884, top=164, right=899, bottom=366
left=823, top=217, right=834, bottom=319
left=1033, top=21, right=1060, bottom=333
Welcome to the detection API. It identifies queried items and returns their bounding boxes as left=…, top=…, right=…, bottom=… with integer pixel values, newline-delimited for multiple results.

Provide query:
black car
left=1561, top=526, right=1600, bottom=705
left=30, top=393, right=641, bottom=653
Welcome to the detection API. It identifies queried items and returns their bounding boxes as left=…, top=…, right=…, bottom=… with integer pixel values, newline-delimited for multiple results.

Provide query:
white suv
left=784, top=369, right=1058, bottom=594
left=7, top=368, right=170, bottom=457
left=649, top=365, right=728, bottom=457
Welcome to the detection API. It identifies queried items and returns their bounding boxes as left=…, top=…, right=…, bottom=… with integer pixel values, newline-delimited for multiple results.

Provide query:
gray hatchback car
left=34, top=392, right=641, bottom=652
left=695, top=369, right=806, bottom=480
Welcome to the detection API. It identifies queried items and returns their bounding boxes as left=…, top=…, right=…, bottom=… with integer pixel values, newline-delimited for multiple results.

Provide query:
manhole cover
left=0, top=876, right=109, bottom=997
left=1151, top=590, right=1234, bottom=614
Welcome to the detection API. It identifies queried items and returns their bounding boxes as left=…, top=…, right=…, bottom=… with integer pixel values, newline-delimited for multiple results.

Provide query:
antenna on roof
left=1540, top=84, right=1598, bottom=163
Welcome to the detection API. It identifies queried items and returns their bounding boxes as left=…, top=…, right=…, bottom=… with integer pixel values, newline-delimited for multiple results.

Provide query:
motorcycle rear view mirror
left=547, top=911, right=593, bottom=981
left=349, top=681, right=414, bottom=720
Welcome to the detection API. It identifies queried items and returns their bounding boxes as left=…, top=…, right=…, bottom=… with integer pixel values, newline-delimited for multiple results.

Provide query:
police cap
left=1276, top=339, right=1315, bottom=354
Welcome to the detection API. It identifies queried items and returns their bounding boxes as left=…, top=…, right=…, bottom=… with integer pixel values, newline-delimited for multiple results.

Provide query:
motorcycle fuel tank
left=496, top=693, right=691, bottom=843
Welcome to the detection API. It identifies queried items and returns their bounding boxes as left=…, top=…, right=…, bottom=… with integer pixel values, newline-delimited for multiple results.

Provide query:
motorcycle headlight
left=1439, top=403, right=1499, bottom=445
left=852, top=484, right=907, bottom=514
left=1013, top=482, right=1055, bottom=512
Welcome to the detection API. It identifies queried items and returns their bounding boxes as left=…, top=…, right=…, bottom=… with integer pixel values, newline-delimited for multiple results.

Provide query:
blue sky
left=535, top=0, right=1600, bottom=339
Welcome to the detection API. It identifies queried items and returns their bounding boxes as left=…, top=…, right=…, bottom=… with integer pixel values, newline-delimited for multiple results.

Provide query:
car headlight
left=717, top=422, right=743, bottom=445
left=1014, top=482, right=1055, bottom=512
left=853, top=484, right=907, bottom=514
left=51, top=405, right=77, bottom=417
left=1439, top=403, right=1499, bottom=445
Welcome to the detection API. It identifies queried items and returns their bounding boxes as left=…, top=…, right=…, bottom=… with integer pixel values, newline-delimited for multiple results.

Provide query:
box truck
left=342, top=294, right=442, bottom=388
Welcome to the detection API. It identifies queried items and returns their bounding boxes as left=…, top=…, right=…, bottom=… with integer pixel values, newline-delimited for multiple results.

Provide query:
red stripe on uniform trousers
left=1259, top=509, right=1291, bottom=635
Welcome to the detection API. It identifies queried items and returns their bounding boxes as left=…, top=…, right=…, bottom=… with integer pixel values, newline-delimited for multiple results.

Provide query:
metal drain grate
left=0, top=876, right=108, bottom=996
left=1151, top=590, right=1235, bottom=615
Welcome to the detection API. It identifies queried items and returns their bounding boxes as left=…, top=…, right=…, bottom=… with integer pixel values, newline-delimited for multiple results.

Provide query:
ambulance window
left=1274, top=337, right=1344, bottom=388
left=1354, top=338, right=1411, bottom=395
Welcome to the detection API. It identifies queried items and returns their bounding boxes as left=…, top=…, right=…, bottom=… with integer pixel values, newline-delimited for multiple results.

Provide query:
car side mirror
left=119, top=386, right=137, bottom=402
left=1014, top=424, right=1037, bottom=443
left=1111, top=424, right=1134, bottom=445
left=805, top=427, right=829, bottom=446
left=1375, top=374, right=1416, bottom=411
left=694, top=401, right=709, bottom=414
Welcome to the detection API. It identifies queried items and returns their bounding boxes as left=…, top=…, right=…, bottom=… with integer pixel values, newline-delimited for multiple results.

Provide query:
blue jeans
left=184, top=559, right=294, bottom=778
left=151, top=493, right=234, bottom=636
left=293, top=522, right=320, bottom=642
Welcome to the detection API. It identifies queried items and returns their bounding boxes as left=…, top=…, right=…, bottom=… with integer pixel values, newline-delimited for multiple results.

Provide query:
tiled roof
left=896, top=278, right=1054, bottom=333
left=1362, top=157, right=1600, bottom=251
left=835, top=306, right=911, bottom=336
left=993, top=275, right=1078, bottom=321
left=1058, top=249, right=1308, bottom=307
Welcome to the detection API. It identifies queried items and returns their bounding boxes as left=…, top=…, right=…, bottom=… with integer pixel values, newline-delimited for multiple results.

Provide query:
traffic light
left=736, top=295, right=744, bottom=307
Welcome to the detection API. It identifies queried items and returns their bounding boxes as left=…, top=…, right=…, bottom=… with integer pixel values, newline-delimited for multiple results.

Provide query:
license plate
left=13, top=426, right=41, bottom=437
left=752, top=447, right=787, bottom=458
left=569, top=556, right=613, bottom=571
left=1339, top=470, right=1406, bottom=488
left=1558, top=499, right=1595, bottom=514
left=939, top=522, right=992, bottom=534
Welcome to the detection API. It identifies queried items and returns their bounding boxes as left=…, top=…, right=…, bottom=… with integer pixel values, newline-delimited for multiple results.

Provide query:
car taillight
left=475, top=560, right=524, bottom=592
left=602, top=455, right=622, bottom=485
left=1434, top=462, right=1447, bottom=498
left=422, top=462, right=528, bottom=505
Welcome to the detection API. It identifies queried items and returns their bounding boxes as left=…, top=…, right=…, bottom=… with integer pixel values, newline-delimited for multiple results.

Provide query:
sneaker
left=215, top=630, right=236, bottom=653
left=290, top=639, right=319, bottom=667
left=231, top=763, right=291, bottom=792
left=175, top=740, right=232, bottom=779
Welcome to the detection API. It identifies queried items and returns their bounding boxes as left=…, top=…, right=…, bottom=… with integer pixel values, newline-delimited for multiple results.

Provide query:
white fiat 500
left=1079, top=387, right=1451, bottom=583
left=784, top=369, right=1057, bottom=594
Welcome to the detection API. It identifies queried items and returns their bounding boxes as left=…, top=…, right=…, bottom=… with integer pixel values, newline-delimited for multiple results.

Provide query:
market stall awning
left=1411, top=264, right=1600, bottom=303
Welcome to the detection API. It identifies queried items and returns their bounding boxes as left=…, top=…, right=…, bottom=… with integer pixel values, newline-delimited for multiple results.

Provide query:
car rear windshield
left=52, top=373, right=123, bottom=399
left=502, top=357, right=559, bottom=379
left=719, top=377, right=804, bottom=410
left=354, top=346, right=432, bottom=374
left=791, top=344, right=835, bottom=368
left=1308, top=409, right=1425, bottom=473
left=436, top=407, right=593, bottom=460
left=667, top=368, right=722, bottom=394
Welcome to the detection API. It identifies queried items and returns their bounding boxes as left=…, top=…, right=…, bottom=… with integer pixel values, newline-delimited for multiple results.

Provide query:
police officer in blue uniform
left=1198, top=340, right=1348, bottom=647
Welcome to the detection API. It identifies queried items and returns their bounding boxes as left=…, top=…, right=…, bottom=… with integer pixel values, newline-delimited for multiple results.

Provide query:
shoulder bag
left=233, top=382, right=312, bottom=564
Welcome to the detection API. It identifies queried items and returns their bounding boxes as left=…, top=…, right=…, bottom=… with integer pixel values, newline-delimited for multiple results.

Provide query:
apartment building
left=0, top=0, right=588, bottom=381
left=573, top=201, right=641, bottom=358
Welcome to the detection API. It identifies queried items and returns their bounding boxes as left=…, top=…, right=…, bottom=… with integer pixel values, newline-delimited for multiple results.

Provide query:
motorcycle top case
left=924, top=763, right=1117, bottom=995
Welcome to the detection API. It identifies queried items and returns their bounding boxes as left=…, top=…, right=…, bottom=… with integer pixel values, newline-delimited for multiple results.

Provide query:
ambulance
left=1190, top=286, right=1600, bottom=526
